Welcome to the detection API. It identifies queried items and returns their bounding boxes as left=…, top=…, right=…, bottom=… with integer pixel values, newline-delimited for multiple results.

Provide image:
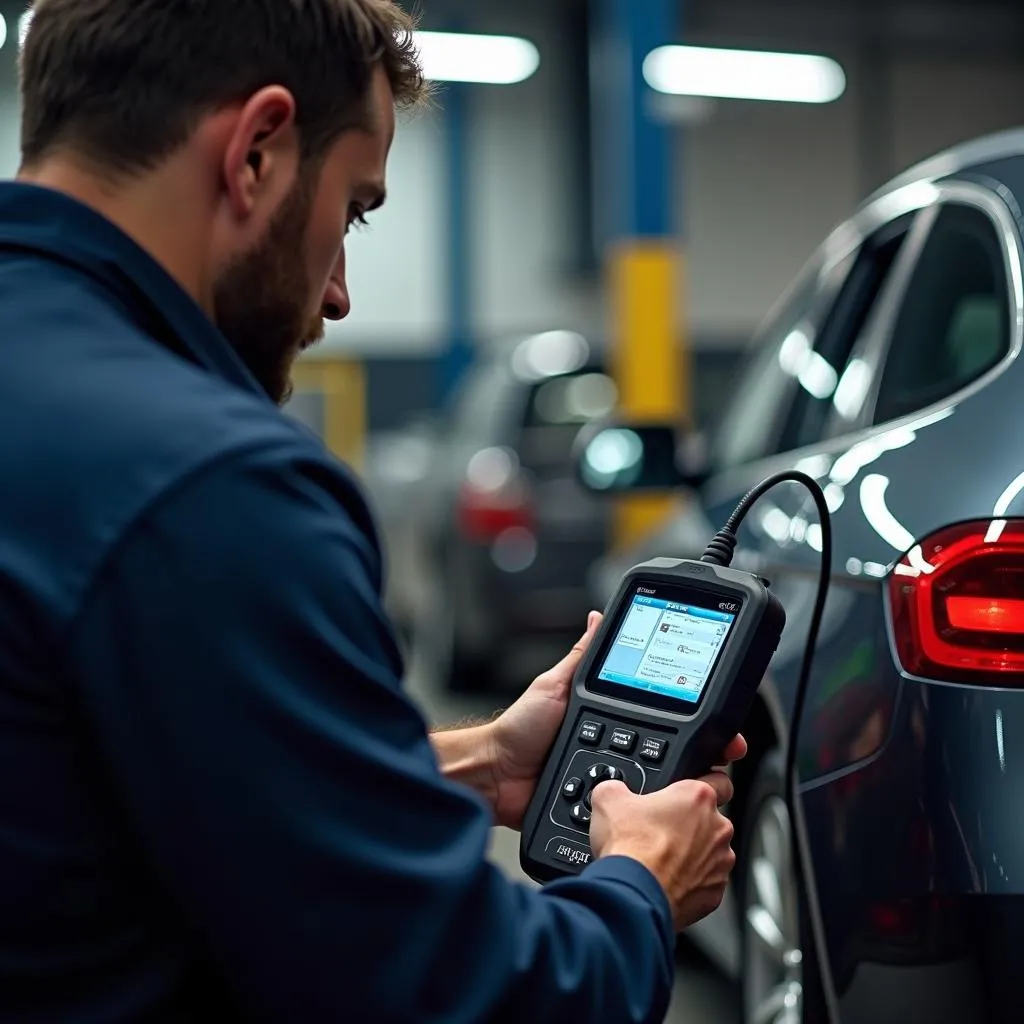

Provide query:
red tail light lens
left=456, top=484, right=533, bottom=540
left=888, top=519, right=1024, bottom=683
left=455, top=447, right=534, bottom=541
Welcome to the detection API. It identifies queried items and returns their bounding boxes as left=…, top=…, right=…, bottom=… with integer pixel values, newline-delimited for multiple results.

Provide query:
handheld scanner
left=520, top=557, right=785, bottom=883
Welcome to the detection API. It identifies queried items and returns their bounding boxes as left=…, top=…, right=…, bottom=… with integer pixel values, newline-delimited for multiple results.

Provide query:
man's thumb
left=556, top=611, right=603, bottom=675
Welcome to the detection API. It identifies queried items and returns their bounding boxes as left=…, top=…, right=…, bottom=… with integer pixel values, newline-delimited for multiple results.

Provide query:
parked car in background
left=390, top=332, right=619, bottom=691
left=360, top=411, right=443, bottom=637
left=579, top=128, right=1024, bottom=1024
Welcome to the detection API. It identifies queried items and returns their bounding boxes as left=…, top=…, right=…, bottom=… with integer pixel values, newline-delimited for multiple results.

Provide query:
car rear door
left=706, top=178, right=1023, bottom=1019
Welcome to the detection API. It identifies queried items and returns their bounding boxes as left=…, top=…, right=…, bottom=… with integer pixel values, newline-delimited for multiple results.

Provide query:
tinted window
left=518, top=368, right=617, bottom=470
left=872, top=203, right=1011, bottom=425
left=710, top=259, right=841, bottom=471
left=781, top=217, right=913, bottom=450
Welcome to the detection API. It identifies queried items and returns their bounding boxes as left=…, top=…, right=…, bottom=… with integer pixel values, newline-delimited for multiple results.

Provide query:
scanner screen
left=595, top=586, right=740, bottom=705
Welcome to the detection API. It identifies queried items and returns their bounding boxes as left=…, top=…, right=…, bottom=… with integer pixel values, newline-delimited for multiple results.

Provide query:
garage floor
left=405, top=652, right=740, bottom=1024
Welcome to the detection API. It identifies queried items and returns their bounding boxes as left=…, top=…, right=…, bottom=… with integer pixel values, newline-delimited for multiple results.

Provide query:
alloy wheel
left=743, top=794, right=804, bottom=1024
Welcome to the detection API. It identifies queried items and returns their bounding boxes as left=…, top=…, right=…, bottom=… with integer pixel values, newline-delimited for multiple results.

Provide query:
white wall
left=0, top=3, right=1021, bottom=355
left=0, top=6, right=21, bottom=177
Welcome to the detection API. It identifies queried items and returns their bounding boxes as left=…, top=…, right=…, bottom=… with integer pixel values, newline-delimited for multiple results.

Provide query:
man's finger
left=588, top=778, right=629, bottom=809
left=700, top=770, right=734, bottom=807
left=721, top=734, right=748, bottom=763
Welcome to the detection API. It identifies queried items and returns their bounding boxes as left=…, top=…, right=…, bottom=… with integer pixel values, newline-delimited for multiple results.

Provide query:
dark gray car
left=581, top=128, right=1024, bottom=1024
left=396, top=333, right=618, bottom=691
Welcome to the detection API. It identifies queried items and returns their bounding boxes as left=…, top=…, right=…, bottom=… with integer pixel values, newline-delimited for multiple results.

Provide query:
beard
left=212, top=173, right=326, bottom=406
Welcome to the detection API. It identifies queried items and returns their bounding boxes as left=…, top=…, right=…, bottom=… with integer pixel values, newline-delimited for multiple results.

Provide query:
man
left=0, top=2, right=744, bottom=1021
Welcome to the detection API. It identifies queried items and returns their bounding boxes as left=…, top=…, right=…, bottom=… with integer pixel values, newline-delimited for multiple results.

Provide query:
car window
left=709, top=252, right=855, bottom=471
left=780, top=215, right=914, bottom=450
left=517, top=367, right=617, bottom=471
left=707, top=272, right=820, bottom=471
left=871, top=202, right=1011, bottom=425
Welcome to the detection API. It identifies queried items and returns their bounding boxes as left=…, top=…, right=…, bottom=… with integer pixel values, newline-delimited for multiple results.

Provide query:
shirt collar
left=0, top=180, right=270, bottom=400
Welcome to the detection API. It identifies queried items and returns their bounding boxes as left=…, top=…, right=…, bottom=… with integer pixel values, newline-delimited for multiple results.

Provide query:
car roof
left=862, top=127, right=1024, bottom=208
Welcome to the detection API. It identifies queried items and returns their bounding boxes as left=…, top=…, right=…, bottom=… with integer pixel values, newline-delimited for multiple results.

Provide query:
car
left=576, top=127, right=1024, bottom=1024
left=401, top=331, right=619, bottom=691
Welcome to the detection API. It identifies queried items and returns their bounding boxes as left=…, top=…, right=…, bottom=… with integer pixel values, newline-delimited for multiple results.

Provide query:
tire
left=739, top=748, right=826, bottom=1024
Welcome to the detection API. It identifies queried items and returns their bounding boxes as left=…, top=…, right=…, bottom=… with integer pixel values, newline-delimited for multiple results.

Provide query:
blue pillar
left=438, top=82, right=475, bottom=407
left=591, top=0, right=689, bottom=549
left=590, top=0, right=675, bottom=246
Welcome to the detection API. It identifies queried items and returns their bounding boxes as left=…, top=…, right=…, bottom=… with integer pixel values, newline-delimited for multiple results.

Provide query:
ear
left=221, top=85, right=300, bottom=222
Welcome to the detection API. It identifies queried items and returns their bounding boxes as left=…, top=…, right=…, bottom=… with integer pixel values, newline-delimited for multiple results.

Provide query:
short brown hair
left=19, top=0, right=428, bottom=175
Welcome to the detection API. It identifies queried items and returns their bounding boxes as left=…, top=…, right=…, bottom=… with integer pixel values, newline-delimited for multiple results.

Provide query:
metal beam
left=591, top=0, right=688, bottom=550
left=438, top=81, right=475, bottom=406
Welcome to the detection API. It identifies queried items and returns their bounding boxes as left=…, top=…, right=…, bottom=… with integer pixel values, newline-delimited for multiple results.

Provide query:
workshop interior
left=5, top=0, right=1024, bottom=1020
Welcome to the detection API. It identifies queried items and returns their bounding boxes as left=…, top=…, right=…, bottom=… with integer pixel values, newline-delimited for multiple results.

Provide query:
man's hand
left=589, top=765, right=743, bottom=932
left=484, top=611, right=604, bottom=830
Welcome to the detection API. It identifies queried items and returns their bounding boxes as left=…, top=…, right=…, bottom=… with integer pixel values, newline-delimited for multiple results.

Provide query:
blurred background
left=2, top=1, right=1022, bottom=1018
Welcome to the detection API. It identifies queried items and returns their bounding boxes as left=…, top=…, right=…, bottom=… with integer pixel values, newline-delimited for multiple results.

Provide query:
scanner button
left=609, top=728, right=637, bottom=754
left=562, top=777, right=582, bottom=800
left=578, top=721, right=604, bottom=745
left=640, top=737, right=667, bottom=763
left=569, top=803, right=592, bottom=828
left=584, top=765, right=624, bottom=809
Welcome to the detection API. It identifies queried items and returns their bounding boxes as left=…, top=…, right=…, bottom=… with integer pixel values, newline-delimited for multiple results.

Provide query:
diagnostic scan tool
left=520, top=557, right=785, bottom=882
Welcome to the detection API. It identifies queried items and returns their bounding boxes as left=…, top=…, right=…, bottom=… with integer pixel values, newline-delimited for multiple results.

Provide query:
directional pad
left=569, top=802, right=592, bottom=828
left=551, top=750, right=646, bottom=838
left=584, top=763, right=625, bottom=809
left=585, top=763, right=623, bottom=785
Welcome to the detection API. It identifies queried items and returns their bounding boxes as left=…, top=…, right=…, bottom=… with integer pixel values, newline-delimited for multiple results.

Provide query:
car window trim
left=816, top=203, right=940, bottom=437
left=856, top=180, right=1024, bottom=430
left=701, top=180, right=1024, bottom=508
left=777, top=213, right=919, bottom=452
left=708, top=181, right=948, bottom=475
left=707, top=248, right=861, bottom=472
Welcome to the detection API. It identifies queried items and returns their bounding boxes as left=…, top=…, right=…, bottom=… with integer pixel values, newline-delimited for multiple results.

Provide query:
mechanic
left=0, top=2, right=744, bottom=1022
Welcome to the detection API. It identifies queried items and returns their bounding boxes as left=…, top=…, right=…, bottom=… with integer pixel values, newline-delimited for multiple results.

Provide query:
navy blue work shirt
left=0, top=182, right=675, bottom=1023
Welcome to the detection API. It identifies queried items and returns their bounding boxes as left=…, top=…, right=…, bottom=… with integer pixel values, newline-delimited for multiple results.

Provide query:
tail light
left=864, top=895, right=966, bottom=959
left=887, top=519, right=1024, bottom=683
left=456, top=447, right=534, bottom=541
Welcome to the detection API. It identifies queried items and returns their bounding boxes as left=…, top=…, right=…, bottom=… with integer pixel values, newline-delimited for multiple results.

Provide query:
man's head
left=18, top=0, right=429, bottom=403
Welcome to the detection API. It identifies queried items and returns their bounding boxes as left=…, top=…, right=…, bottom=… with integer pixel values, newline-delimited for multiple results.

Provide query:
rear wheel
left=740, top=748, right=825, bottom=1024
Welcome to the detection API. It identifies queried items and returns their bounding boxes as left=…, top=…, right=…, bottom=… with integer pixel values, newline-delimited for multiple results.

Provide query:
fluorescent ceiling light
left=0, top=14, right=7, bottom=51
left=644, top=45, right=846, bottom=104
left=415, top=31, right=539, bottom=85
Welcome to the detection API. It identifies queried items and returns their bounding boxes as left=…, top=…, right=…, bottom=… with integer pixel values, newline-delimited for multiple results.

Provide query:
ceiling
left=686, top=0, right=1024, bottom=57
left=462, top=0, right=1024, bottom=60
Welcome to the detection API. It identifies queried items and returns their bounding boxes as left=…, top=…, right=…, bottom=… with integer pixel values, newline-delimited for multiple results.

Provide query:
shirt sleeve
left=62, top=442, right=676, bottom=1024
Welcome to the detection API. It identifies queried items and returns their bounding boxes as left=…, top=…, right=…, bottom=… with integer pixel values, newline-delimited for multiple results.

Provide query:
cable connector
left=700, top=528, right=738, bottom=567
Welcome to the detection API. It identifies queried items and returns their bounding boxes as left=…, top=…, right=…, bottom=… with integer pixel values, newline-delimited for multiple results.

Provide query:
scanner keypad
left=530, top=711, right=675, bottom=870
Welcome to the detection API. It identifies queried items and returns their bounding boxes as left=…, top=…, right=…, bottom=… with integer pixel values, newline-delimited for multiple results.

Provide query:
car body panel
left=584, top=132, right=1024, bottom=1020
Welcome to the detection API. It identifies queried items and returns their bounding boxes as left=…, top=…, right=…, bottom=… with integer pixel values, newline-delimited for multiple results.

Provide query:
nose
left=322, top=276, right=350, bottom=321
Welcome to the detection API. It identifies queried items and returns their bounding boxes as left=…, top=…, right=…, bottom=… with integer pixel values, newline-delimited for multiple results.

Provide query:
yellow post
left=608, top=240, right=690, bottom=551
left=290, top=358, right=367, bottom=470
